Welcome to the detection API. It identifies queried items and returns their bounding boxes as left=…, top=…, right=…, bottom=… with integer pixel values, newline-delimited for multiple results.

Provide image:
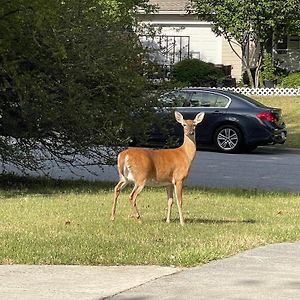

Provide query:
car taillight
left=257, top=112, right=278, bottom=122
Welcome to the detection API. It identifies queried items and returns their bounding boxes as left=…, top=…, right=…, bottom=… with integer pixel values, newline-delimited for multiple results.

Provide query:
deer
left=111, top=111, right=205, bottom=225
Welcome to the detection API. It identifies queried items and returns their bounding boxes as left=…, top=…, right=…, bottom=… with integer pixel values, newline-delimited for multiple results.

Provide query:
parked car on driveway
left=148, top=87, right=287, bottom=153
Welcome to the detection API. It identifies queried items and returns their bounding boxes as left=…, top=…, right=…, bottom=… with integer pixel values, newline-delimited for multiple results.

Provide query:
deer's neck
left=180, top=135, right=196, bottom=163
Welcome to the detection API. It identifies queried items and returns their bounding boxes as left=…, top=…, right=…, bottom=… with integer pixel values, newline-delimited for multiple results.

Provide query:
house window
left=275, top=35, right=300, bottom=53
left=289, top=35, right=300, bottom=50
left=276, top=36, right=287, bottom=51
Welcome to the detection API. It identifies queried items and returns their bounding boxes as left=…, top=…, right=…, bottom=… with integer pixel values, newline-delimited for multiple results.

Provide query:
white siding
left=149, top=21, right=221, bottom=64
left=142, top=13, right=244, bottom=80
left=222, top=37, right=242, bottom=80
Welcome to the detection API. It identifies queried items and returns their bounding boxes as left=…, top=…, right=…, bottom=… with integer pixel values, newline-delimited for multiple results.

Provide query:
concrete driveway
left=1, top=241, right=300, bottom=299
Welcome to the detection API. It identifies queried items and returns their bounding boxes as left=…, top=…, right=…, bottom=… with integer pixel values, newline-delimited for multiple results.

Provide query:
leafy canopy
left=0, top=0, right=158, bottom=170
left=191, top=0, right=300, bottom=87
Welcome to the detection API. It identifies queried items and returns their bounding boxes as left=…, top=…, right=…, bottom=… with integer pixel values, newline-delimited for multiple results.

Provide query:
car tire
left=214, top=125, right=243, bottom=153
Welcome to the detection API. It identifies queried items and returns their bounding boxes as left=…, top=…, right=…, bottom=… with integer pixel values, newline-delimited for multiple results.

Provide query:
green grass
left=253, top=96, right=300, bottom=149
left=0, top=96, right=299, bottom=267
left=1, top=176, right=300, bottom=267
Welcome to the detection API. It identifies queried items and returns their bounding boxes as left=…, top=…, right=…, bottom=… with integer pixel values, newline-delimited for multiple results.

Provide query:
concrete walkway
left=0, top=242, right=300, bottom=300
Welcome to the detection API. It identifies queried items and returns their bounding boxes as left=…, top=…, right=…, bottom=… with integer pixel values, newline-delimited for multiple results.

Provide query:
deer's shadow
left=167, top=218, right=256, bottom=224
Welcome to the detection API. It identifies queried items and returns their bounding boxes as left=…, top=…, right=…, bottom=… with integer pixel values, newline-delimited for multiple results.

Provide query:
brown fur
left=111, top=111, right=205, bottom=225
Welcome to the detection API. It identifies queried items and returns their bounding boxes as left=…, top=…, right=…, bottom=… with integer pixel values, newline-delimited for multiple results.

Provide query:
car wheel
left=214, top=125, right=243, bottom=153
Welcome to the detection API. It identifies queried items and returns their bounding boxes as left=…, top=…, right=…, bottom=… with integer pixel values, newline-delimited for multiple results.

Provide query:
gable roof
left=149, top=0, right=190, bottom=11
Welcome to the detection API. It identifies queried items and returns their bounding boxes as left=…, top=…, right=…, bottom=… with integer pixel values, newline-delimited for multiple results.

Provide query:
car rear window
left=232, top=93, right=268, bottom=108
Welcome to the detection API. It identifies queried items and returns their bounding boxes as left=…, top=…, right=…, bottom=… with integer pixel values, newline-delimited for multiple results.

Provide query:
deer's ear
left=194, top=112, right=205, bottom=125
left=175, top=111, right=184, bottom=124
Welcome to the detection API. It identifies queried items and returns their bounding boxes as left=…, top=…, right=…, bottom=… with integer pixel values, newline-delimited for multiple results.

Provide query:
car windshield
left=232, top=92, right=268, bottom=108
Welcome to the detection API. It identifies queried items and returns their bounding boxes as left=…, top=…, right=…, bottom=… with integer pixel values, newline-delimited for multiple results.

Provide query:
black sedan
left=148, top=87, right=287, bottom=153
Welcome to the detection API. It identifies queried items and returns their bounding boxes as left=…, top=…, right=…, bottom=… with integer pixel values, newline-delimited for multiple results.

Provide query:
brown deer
left=111, top=111, right=205, bottom=225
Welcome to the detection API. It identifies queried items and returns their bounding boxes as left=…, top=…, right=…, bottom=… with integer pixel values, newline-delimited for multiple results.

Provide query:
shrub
left=280, top=72, right=300, bottom=87
left=171, top=58, right=225, bottom=87
left=261, top=53, right=277, bottom=81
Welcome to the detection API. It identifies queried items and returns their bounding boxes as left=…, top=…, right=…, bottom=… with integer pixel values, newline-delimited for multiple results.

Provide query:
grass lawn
left=253, top=96, right=300, bottom=149
left=0, top=96, right=299, bottom=267
left=1, top=176, right=299, bottom=267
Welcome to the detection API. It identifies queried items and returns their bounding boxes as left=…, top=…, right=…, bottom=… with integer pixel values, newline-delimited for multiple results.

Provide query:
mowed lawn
left=0, top=177, right=299, bottom=267
left=0, top=96, right=300, bottom=267
left=253, top=96, right=300, bottom=149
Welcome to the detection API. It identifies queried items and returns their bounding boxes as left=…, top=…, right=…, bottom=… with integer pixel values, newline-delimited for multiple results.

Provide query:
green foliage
left=191, top=0, right=300, bottom=46
left=279, top=72, right=300, bottom=88
left=0, top=0, right=158, bottom=168
left=261, top=53, right=277, bottom=81
left=191, top=0, right=300, bottom=87
left=171, top=59, right=225, bottom=87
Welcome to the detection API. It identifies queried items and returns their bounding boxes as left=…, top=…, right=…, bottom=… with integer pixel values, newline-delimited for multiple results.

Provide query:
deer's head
left=175, top=111, right=205, bottom=138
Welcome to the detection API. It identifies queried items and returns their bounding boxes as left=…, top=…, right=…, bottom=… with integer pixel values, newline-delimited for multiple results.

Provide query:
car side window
left=190, top=92, right=229, bottom=108
left=161, top=91, right=189, bottom=107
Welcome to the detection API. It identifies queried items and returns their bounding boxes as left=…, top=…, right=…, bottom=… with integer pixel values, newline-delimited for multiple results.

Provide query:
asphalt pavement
left=3, top=146, right=300, bottom=192
left=1, top=241, right=300, bottom=300
left=186, top=146, right=300, bottom=192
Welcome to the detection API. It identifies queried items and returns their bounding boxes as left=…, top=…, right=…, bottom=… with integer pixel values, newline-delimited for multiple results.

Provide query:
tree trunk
left=255, top=46, right=264, bottom=87
left=246, top=67, right=255, bottom=88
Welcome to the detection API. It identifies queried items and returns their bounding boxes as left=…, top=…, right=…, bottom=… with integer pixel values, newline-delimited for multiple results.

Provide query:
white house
left=142, top=0, right=243, bottom=81
left=142, top=0, right=300, bottom=83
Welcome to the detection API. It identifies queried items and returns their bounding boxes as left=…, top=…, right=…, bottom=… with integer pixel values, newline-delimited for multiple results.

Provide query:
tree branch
left=223, top=31, right=243, bottom=61
left=0, top=9, right=19, bottom=20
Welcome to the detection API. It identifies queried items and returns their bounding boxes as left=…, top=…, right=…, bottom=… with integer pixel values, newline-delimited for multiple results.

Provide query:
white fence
left=220, top=87, right=300, bottom=96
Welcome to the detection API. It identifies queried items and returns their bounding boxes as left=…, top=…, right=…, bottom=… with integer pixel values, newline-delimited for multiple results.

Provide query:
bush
left=171, top=58, right=225, bottom=87
left=280, top=72, right=300, bottom=87
left=261, top=53, right=277, bottom=81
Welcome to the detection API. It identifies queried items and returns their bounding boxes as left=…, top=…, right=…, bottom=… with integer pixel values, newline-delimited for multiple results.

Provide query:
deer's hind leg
left=129, top=181, right=145, bottom=223
left=111, top=176, right=128, bottom=221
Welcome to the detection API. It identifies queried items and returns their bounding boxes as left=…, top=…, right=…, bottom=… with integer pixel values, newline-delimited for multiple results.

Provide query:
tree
left=0, top=0, right=158, bottom=171
left=191, top=0, right=300, bottom=87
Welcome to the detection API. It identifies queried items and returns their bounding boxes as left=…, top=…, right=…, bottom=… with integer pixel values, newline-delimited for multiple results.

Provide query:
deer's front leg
left=166, top=185, right=174, bottom=223
left=174, top=181, right=184, bottom=226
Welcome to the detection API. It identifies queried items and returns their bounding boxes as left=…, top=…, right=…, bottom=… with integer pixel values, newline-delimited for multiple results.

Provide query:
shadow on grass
left=1, top=174, right=296, bottom=199
left=0, top=174, right=115, bottom=197
left=167, top=218, right=256, bottom=225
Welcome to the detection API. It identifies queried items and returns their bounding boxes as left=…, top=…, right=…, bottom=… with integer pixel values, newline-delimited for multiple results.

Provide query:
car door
left=151, top=90, right=191, bottom=143
left=177, top=91, right=230, bottom=144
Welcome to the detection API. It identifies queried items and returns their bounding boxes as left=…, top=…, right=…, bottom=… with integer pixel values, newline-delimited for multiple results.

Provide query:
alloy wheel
left=216, top=127, right=240, bottom=152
